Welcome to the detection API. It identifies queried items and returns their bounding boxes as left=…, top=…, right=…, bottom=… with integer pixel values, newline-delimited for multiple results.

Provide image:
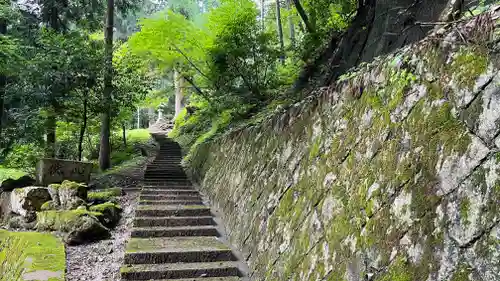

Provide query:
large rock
left=63, top=215, right=110, bottom=245
left=0, top=191, right=11, bottom=221
left=36, top=209, right=110, bottom=245
left=36, top=158, right=93, bottom=186
left=89, top=202, right=122, bottom=228
left=49, top=180, right=87, bottom=210
left=0, top=175, right=36, bottom=192
left=10, top=187, right=51, bottom=220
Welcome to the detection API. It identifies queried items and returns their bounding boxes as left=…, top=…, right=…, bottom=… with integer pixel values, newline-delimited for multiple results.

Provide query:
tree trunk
left=0, top=18, right=6, bottom=136
left=122, top=123, right=127, bottom=147
left=78, top=96, right=88, bottom=161
left=148, top=107, right=155, bottom=127
left=45, top=111, right=56, bottom=158
left=137, top=107, right=140, bottom=129
left=261, top=0, right=265, bottom=29
left=174, top=69, right=185, bottom=117
left=286, top=0, right=296, bottom=48
left=276, top=0, right=285, bottom=63
left=291, top=0, right=314, bottom=33
left=99, top=0, right=114, bottom=171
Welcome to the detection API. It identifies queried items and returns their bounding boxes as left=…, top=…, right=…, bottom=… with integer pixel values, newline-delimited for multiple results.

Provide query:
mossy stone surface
left=182, top=11, right=500, bottom=281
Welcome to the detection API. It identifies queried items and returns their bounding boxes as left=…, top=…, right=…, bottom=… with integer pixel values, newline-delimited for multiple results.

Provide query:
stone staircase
left=120, top=135, right=248, bottom=281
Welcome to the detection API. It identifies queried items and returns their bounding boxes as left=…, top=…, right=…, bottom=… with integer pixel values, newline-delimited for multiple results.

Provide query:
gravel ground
left=65, top=191, right=139, bottom=281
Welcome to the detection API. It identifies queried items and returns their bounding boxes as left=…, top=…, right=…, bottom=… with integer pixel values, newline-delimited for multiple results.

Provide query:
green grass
left=0, top=166, right=28, bottom=182
left=126, top=129, right=151, bottom=144
left=0, top=230, right=65, bottom=281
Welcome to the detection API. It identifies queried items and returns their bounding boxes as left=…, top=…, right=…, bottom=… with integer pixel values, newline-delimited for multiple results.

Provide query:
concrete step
left=139, top=200, right=204, bottom=205
left=134, top=216, right=215, bottom=227
left=131, top=225, right=219, bottom=238
left=124, top=237, right=236, bottom=264
left=136, top=205, right=212, bottom=217
left=121, top=261, right=242, bottom=280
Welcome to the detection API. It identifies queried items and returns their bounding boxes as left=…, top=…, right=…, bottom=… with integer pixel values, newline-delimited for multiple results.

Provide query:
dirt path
left=65, top=191, right=138, bottom=281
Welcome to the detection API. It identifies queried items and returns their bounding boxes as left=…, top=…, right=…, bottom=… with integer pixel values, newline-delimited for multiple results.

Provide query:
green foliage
left=3, top=144, right=44, bottom=173
left=0, top=166, right=27, bottom=182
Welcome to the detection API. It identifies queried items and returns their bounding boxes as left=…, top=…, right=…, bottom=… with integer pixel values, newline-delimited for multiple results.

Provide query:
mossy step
left=141, top=189, right=199, bottom=195
left=121, top=261, right=241, bottom=280
left=139, top=195, right=202, bottom=202
left=127, top=276, right=244, bottom=281
left=126, top=277, right=242, bottom=281
left=141, top=185, right=195, bottom=190
left=145, top=173, right=188, bottom=176
left=131, top=225, right=219, bottom=238
left=139, top=200, right=204, bottom=205
left=124, top=237, right=235, bottom=264
left=145, top=176, right=189, bottom=180
left=134, top=216, right=215, bottom=227
left=136, top=205, right=212, bottom=217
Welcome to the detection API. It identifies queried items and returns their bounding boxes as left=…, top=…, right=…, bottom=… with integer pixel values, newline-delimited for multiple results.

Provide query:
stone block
left=36, top=158, right=93, bottom=186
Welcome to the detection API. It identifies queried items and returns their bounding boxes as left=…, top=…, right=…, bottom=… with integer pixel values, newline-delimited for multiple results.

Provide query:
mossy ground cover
left=88, top=187, right=122, bottom=202
left=0, top=230, right=65, bottom=281
left=0, top=166, right=28, bottom=182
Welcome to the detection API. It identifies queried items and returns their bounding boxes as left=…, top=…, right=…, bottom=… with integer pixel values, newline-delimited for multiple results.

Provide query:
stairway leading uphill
left=121, top=135, right=248, bottom=281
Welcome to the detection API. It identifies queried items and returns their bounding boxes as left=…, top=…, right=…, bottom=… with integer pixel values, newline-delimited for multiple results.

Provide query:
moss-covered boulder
left=48, top=180, right=88, bottom=210
left=10, top=187, right=52, bottom=221
left=40, top=200, right=58, bottom=211
left=87, top=187, right=122, bottom=204
left=36, top=209, right=110, bottom=245
left=89, top=202, right=122, bottom=228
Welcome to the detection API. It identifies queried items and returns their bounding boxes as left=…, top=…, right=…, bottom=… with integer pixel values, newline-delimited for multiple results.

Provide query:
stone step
left=125, top=277, right=242, bottom=281
left=141, top=185, right=194, bottom=190
left=145, top=176, right=189, bottom=180
left=139, top=200, right=204, bottom=205
left=141, top=189, right=200, bottom=195
left=121, top=261, right=241, bottom=280
left=134, top=216, right=215, bottom=227
left=139, top=195, right=202, bottom=202
left=136, top=206, right=212, bottom=217
left=131, top=225, right=219, bottom=238
left=124, top=237, right=236, bottom=264
left=145, top=171, right=186, bottom=174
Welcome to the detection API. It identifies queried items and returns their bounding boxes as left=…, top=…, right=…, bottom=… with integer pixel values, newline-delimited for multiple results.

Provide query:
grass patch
left=0, top=167, right=28, bottom=182
left=126, top=129, right=151, bottom=143
left=0, top=230, right=65, bottom=281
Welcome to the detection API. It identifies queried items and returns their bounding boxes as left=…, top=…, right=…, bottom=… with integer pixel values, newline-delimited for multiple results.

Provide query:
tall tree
left=260, top=0, right=265, bottom=29
left=0, top=8, right=6, bottom=136
left=276, top=0, right=285, bottom=63
left=99, top=0, right=114, bottom=170
left=286, top=0, right=295, bottom=47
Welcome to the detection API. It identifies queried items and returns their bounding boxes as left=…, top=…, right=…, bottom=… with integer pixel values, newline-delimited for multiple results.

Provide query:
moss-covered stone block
left=89, top=202, right=122, bottom=228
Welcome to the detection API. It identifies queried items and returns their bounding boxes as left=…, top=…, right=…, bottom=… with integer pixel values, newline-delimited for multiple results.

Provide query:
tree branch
left=183, top=75, right=211, bottom=102
left=291, top=0, right=314, bottom=33
left=171, top=44, right=210, bottom=80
